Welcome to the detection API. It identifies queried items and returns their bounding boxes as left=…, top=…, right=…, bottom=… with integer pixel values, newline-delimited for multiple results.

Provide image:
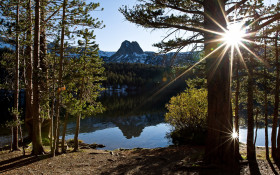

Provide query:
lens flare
left=232, top=132, right=238, bottom=139
left=222, top=23, right=246, bottom=46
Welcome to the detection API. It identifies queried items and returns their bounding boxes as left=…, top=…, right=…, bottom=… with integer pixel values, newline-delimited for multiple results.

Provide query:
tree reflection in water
left=63, top=85, right=186, bottom=149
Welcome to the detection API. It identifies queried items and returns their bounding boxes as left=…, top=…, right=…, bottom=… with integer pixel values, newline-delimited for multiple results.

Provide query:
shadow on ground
left=0, top=153, right=50, bottom=174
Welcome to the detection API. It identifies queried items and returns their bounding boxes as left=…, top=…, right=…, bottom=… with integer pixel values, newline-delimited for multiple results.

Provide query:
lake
left=62, top=89, right=176, bottom=150
left=0, top=88, right=275, bottom=149
left=57, top=90, right=277, bottom=149
left=239, top=127, right=277, bottom=147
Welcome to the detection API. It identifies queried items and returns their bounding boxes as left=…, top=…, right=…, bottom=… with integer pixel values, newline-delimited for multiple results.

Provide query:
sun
left=222, top=23, right=246, bottom=46
left=232, top=131, right=238, bottom=139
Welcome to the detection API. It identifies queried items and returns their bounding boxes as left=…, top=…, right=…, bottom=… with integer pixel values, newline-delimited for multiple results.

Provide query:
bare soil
left=0, top=144, right=280, bottom=175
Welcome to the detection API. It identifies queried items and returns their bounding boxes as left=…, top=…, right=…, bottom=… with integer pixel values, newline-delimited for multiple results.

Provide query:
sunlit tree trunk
left=73, top=42, right=87, bottom=152
left=73, top=71, right=85, bottom=152
left=53, top=0, right=67, bottom=156
left=204, top=0, right=238, bottom=172
left=32, top=0, right=45, bottom=155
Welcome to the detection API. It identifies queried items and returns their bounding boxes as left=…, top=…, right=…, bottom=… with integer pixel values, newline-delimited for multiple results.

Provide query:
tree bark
left=62, top=112, right=68, bottom=153
left=50, top=44, right=57, bottom=155
left=40, top=0, right=51, bottom=140
left=234, top=59, right=241, bottom=160
left=254, top=110, right=258, bottom=146
left=32, top=0, right=45, bottom=155
left=25, top=0, right=33, bottom=140
left=247, top=62, right=256, bottom=162
left=204, top=0, right=238, bottom=172
left=272, top=30, right=279, bottom=161
left=73, top=113, right=81, bottom=152
left=275, top=31, right=280, bottom=161
left=263, top=41, right=269, bottom=160
left=53, top=0, right=67, bottom=156
left=12, top=0, right=20, bottom=151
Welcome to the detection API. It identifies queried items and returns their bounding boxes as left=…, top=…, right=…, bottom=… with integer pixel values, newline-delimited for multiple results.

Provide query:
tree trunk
left=235, top=59, right=241, bottom=159
left=25, top=0, right=33, bottom=140
left=53, top=0, right=67, bottom=156
left=62, top=112, right=69, bottom=153
left=272, top=30, right=279, bottom=161
left=204, top=0, right=238, bottom=172
left=254, top=110, right=258, bottom=146
left=73, top=40, right=87, bottom=152
left=247, top=65, right=256, bottom=162
left=263, top=37, right=269, bottom=160
left=56, top=124, right=60, bottom=154
left=12, top=0, right=20, bottom=151
left=50, top=49, right=57, bottom=155
left=32, top=0, right=45, bottom=155
left=275, top=31, right=280, bottom=161
left=40, top=0, right=51, bottom=140
left=73, top=113, right=81, bottom=152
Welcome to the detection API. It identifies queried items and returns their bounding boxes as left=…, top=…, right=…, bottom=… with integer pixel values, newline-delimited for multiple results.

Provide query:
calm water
left=62, top=90, right=175, bottom=150
left=0, top=88, right=276, bottom=149
left=239, top=127, right=277, bottom=147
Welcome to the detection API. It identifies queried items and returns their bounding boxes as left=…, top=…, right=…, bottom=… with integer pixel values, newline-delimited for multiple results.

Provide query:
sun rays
left=146, top=2, right=270, bottom=148
left=222, top=23, right=246, bottom=46
left=232, top=131, right=239, bottom=139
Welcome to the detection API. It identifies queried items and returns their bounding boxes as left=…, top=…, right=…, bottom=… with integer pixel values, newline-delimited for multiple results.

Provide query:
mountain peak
left=117, top=40, right=144, bottom=55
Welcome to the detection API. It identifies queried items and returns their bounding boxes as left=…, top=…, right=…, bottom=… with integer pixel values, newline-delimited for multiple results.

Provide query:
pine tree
left=120, top=0, right=280, bottom=170
left=32, top=0, right=45, bottom=155
left=62, top=28, right=105, bottom=152
left=49, top=0, right=104, bottom=155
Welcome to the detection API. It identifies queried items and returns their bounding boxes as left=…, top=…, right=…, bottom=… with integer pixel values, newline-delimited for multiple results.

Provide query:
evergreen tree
left=62, top=29, right=105, bottom=152
left=120, top=0, right=280, bottom=170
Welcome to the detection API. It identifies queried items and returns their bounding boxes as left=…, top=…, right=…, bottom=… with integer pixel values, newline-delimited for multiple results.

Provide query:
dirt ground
left=0, top=144, right=280, bottom=175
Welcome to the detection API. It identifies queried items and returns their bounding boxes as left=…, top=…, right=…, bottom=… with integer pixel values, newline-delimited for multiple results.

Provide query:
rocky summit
left=99, top=40, right=199, bottom=66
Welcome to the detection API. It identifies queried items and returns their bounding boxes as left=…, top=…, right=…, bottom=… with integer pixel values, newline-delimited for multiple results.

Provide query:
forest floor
left=0, top=143, right=280, bottom=175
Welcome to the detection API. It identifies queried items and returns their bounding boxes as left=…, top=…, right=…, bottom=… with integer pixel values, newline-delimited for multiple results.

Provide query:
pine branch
left=226, top=0, right=248, bottom=14
left=155, top=0, right=204, bottom=15
left=251, top=13, right=280, bottom=33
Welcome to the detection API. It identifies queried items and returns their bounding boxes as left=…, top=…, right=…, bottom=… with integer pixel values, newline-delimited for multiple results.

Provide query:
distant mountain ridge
left=0, top=38, right=199, bottom=66
left=99, top=40, right=199, bottom=66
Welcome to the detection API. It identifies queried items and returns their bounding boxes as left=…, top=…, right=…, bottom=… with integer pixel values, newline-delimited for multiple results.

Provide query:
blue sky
left=93, top=0, right=168, bottom=52
left=93, top=0, right=278, bottom=52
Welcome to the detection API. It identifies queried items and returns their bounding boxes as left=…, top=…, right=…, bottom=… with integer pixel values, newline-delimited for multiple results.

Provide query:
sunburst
left=148, top=3, right=269, bottom=147
left=222, top=23, right=246, bottom=47
left=232, top=131, right=239, bottom=139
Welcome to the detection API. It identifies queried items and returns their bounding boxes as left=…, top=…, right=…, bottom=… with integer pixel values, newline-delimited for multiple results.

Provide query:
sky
left=93, top=0, right=169, bottom=52
left=93, top=0, right=278, bottom=52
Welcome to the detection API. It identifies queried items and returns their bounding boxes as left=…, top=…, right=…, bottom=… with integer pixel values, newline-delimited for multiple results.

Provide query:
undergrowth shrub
left=165, top=83, right=207, bottom=145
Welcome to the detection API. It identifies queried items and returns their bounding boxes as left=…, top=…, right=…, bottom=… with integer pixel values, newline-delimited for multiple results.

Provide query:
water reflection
left=63, top=90, right=178, bottom=150
left=65, top=113, right=166, bottom=140
left=65, top=123, right=172, bottom=150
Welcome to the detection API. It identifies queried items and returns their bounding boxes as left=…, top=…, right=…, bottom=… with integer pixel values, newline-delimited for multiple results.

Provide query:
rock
left=89, top=143, right=105, bottom=149
left=97, top=144, right=105, bottom=148
left=80, top=146, right=90, bottom=149
left=80, top=143, right=88, bottom=147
